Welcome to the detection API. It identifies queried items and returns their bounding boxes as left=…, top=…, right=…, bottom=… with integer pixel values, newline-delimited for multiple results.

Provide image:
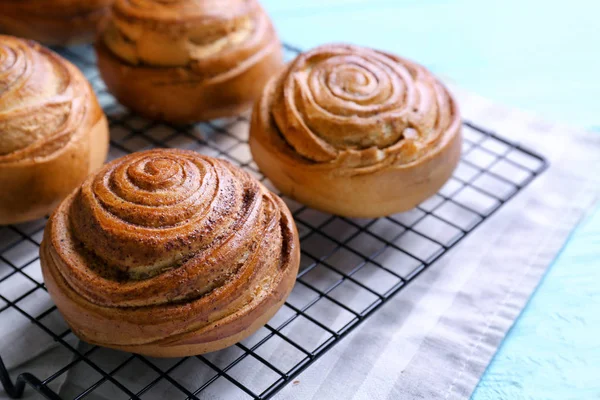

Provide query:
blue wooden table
left=261, top=1, right=600, bottom=397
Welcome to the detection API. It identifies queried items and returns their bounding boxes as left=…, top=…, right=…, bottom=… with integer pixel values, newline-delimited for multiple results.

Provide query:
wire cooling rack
left=0, top=43, right=548, bottom=400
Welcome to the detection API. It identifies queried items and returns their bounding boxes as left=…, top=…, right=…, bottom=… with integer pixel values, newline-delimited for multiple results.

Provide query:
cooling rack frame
left=0, top=43, right=548, bottom=400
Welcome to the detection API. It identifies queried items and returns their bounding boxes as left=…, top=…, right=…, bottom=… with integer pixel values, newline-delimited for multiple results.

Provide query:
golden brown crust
left=40, top=149, right=300, bottom=357
left=95, top=0, right=284, bottom=123
left=249, top=43, right=462, bottom=217
left=0, top=35, right=109, bottom=225
left=0, top=0, right=113, bottom=45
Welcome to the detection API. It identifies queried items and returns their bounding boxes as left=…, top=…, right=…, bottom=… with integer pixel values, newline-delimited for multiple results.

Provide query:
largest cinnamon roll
left=250, top=44, right=462, bottom=218
left=95, top=0, right=284, bottom=123
left=0, top=35, right=109, bottom=225
left=40, top=149, right=300, bottom=357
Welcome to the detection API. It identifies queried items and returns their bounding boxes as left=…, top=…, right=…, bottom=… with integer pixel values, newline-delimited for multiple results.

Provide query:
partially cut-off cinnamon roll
left=96, top=0, right=284, bottom=123
left=41, top=149, right=300, bottom=357
left=250, top=44, right=462, bottom=218
left=0, top=35, right=109, bottom=225
left=0, top=0, right=113, bottom=45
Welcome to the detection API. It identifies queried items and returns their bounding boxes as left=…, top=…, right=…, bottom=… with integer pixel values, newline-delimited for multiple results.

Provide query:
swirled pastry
left=40, top=149, right=300, bottom=357
left=0, top=35, right=109, bottom=225
left=95, top=0, right=283, bottom=123
left=250, top=44, right=462, bottom=217
left=0, top=0, right=113, bottom=45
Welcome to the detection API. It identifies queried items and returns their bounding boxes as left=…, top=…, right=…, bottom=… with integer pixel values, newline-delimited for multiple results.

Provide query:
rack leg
left=0, top=355, right=62, bottom=400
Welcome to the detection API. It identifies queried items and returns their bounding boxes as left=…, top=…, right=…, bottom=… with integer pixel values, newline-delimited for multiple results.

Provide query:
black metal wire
left=0, top=357, right=60, bottom=400
left=0, top=43, right=548, bottom=400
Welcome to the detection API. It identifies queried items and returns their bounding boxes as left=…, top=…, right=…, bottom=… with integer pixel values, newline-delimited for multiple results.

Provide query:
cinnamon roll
left=40, top=149, right=300, bottom=357
left=0, top=35, right=109, bottom=225
left=250, top=44, right=462, bottom=218
left=0, top=0, right=113, bottom=45
left=95, top=0, right=283, bottom=123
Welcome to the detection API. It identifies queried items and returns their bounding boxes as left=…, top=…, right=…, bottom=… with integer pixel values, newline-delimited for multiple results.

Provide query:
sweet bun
left=250, top=43, right=462, bottom=218
left=0, top=35, right=109, bottom=225
left=96, top=0, right=283, bottom=123
left=0, top=0, right=113, bottom=45
left=40, top=149, right=300, bottom=357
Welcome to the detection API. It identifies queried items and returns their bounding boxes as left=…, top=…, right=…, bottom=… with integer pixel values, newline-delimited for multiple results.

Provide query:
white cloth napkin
left=1, top=86, right=598, bottom=400
left=274, top=86, right=600, bottom=400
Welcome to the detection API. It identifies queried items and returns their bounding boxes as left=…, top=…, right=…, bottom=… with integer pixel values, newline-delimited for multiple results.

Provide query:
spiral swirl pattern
left=250, top=44, right=461, bottom=217
left=104, top=0, right=272, bottom=71
left=0, top=36, right=87, bottom=159
left=96, top=0, right=282, bottom=122
left=0, top=35, right=108, bottom=225
left=41, top=149, right=299, bottom=354
left=271, top=44, right=460, bottom=169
